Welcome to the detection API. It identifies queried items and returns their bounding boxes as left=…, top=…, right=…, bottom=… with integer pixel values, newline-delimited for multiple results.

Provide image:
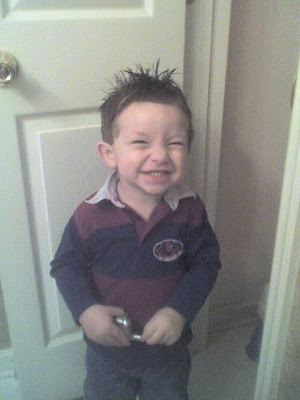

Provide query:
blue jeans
left=84, top=345, right=191, bottom=400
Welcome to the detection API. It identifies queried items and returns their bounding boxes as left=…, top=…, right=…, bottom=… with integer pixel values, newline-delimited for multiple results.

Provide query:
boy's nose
left=151, top=145, right=169, bottom=162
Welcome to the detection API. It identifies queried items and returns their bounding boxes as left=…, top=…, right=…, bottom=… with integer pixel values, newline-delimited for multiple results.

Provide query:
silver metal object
left=0, top=51, right=19, bottom=86
left=114, top=316, right=141, bottom=341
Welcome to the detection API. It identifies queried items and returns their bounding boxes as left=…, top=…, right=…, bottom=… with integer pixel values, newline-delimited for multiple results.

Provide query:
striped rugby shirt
left=50, top=172, right=221, bottom=367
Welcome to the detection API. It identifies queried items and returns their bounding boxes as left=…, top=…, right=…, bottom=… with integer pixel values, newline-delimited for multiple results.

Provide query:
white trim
left=0, top=378, right=22, bottom=400
left=0, top=348, right=22, bottom=400
left=185, top=0, right=231, bottom=226
left=185, top=0, right=213, bottom=196
left=254, top=52, right=300, bottom=400
left=0, top=348, right=15, bottom=380
left=204, top=0, right=232, bottom=227
left=2, top=0, right=153, bottom=21
left=184, top=0, right=231, bottom=353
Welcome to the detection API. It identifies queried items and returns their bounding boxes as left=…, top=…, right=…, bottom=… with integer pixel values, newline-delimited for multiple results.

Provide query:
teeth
left=147, top=171, right=168, bottom=177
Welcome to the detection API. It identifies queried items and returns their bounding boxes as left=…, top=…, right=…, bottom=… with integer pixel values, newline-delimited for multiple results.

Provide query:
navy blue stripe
left=83, top=222, right=192, bottom=279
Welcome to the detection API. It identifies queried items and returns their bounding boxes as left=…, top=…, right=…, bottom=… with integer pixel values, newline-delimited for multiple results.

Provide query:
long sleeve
left=166, top=209, right=221, bottom=323
left=50, top=217, right=100, bottom=323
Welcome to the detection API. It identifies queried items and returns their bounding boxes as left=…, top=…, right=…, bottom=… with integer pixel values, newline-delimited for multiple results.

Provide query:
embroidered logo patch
left=153, top=239, right=184, bottom=262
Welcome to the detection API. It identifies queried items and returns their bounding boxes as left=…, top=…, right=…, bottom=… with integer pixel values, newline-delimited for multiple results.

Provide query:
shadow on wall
left=213, top=137, right=271, bottom=310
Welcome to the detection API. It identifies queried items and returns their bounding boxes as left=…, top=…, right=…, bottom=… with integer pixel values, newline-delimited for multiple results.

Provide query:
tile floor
left=188, top=324, right=258, bottom=400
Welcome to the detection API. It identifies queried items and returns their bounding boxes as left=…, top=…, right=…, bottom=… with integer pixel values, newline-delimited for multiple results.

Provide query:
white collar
left=85, top=171, right=196, bottom=211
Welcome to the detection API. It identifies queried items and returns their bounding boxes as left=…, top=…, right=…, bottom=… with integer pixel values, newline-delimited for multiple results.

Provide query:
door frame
left=184, top=0, right=232, bottom=352
left=185, top=0, right=232, bottom=227
left=254, top=53, right=300, bottom=400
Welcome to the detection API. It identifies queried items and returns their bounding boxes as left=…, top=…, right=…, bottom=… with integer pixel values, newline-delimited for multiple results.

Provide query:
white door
left=0, top=1, right=186, bottom=399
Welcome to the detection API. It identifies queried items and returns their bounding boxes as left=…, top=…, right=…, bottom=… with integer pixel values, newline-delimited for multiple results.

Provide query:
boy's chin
left=141, top=185, right=174, bottom=198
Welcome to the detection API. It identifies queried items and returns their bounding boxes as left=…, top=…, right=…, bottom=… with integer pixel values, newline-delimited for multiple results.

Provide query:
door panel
left=19, top=110, right=105, bottom=339
left=0, top=1, right=187, bottom=399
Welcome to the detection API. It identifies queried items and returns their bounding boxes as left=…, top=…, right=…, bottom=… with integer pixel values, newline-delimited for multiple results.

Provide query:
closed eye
left=169, top=141, right=186, bottom=146
left=132, top=140, right=148, bottom=145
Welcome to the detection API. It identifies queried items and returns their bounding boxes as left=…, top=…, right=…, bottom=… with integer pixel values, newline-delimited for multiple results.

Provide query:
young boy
left=50, top=64, right=221, bottom=400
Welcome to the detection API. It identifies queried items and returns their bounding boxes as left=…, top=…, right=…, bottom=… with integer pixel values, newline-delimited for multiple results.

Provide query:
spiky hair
left=100, top=61, right=193, bottom=147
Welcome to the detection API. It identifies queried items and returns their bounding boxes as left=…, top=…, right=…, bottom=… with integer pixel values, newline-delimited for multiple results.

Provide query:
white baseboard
left=0, top=377, right=21, bottom=400
left=0, top=348, right=21, bottom=400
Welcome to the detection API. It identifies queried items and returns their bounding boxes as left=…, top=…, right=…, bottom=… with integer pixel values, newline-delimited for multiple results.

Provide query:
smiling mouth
left=143, top=171, right=170, bottom=177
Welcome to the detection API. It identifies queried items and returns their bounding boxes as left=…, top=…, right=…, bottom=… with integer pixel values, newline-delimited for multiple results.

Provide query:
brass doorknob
left=0, top=51, right=19, bottom=86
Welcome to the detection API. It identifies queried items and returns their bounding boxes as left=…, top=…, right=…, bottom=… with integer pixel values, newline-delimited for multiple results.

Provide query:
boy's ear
left=97, top=141, right=117, bottom=169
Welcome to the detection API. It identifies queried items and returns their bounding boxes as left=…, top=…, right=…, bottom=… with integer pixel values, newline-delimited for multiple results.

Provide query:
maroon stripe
left=74, top=200, right=133, bottom=240
left=164, top=196, right=204, bottom=226
left=74, top=195, right=204, bottom=240
left=92, top=270, right=184, bottom=329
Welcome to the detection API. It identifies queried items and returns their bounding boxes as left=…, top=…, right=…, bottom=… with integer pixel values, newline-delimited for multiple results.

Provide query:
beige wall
left=212, top=1, right=300, bottom=310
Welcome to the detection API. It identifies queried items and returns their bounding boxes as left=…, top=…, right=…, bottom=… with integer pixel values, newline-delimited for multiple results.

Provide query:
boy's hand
left=79, top=304, right=131, bottom=347
left=141, top=307, right=185, bottom=346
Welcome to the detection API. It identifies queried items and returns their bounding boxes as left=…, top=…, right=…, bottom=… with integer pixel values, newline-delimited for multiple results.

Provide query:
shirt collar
left=85, top=171, right=196, bottom=211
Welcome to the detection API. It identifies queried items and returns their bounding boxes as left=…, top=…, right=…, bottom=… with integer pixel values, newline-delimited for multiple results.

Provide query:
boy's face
left=98, top=102, right=189, bottom=205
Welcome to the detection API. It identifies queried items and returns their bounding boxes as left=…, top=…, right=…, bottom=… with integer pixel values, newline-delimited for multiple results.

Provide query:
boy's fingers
left=106, top=306, right=127, bottom=317
left=141, top=323, right=155, bottom=342
left=142, top=325, right=166, bottom=345
left=163, top=334, right=176, bottom=346
left=110, top=325, right=131, bottom=346
left=147, top=332, right=164, bottom=345
left=99, top=323, right=131, bottom=347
